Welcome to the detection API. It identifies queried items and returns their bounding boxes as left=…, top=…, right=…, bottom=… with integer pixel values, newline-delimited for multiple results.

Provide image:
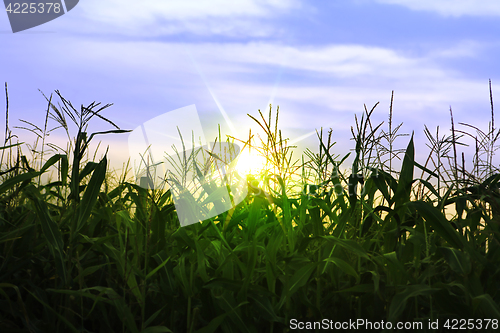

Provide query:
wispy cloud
left=374, top=0, right=500, bottom=17
left=189, top=42, right=446, bottom=80
left=57, top=0, right=302, bottom=36
left=4, top=36, right=493, bottom=137
left=3, top=0, right=498, bottom=170
left=425, top=40, right=484, bottom=59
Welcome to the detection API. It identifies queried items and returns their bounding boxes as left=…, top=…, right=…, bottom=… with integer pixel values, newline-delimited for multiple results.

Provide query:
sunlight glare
left=235, top=149, right=267, bottom=176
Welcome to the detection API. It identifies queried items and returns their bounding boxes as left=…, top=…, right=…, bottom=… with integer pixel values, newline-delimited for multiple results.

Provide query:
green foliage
left=1, top=86, right=500, bottom=332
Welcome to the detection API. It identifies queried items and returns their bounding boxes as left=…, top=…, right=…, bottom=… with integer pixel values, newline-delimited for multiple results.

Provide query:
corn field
left=1, top=83, right=500, bottom=332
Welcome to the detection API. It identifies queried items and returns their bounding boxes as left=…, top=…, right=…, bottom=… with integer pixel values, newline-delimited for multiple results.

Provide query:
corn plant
left=1, top=84, right=500, bottom=333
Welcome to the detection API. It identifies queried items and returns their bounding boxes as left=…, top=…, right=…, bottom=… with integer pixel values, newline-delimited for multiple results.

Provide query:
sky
left=1, top=0, right=500, bottom=177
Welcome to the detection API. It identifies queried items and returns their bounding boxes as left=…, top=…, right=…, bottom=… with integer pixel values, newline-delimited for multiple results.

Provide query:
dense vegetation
left=1, top=83, right=500, bottom=332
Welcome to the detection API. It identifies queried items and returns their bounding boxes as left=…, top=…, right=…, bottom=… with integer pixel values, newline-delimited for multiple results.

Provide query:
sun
left=235, top=148, right=268, bottom=176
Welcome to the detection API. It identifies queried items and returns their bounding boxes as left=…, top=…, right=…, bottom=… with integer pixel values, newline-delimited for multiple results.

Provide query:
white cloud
left=28, top=37, right=490, bottom=125
left=61, top=0, right=301, bottom=36
left=183, top=42, right=449, bottom=81
left=374, top=0, right=500, bottom=17
left=84, top=0, right=297, bottom=21
left=5, top=35, right=497, bottom=170
left=426, top=40, right=483, bottom=59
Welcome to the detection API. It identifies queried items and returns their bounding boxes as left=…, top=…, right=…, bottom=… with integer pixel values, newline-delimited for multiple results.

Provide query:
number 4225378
left=6, top=2, right=62, bottom=14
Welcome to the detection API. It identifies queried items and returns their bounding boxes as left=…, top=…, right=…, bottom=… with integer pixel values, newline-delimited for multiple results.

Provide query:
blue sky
left=1, top=0, right=500, bottom=174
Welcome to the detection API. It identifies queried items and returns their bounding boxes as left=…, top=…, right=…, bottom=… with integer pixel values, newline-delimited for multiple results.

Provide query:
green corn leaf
left=0, top=283, right=28, bottom=325
left=394, top=135, right=415, bottom=209
left=331, top=206, right=350, bottom=239
left=25, top=289, right=79, bottom=333
left=76, top=156, right=107, bottom=235
left=249, top=292, right=282, bottom=322
left=194, top=313, right=228, bottom=333
left=195, top=240, right=210, bottom=282
left=277, top=262, right=317, bottom=310
left=0, top=224, right=33, bottom=244
left=75, top=287, right=141, bottom=333
left=39, top=154, right=64, bottom=174
left=247, top=195, right=264, bottom=238
left=472, top=294, right=500, bottom=319
left=322, top=236, right=370, bottom=260
left=408, top=201, right=464, bottom=249
left=144, top=305, right=168, bottom=328
left=324, top=257, right=360, bottom=283
left=336, top=284, right=374, bottom=294
left=145, top=256, right=170, bottom=280
left=25, top=184, right=67, bottom=286
left=383, top=251, right=410, bottom=285
left=438, top=247, right=471, bottom=275
left=74, top=263, right=109, bottom=282
left=204, top=278, right=276, bottom=298
left=78, top=161, right=98, bottom=181
left=215, top=294, right=252, bottom=333
left=238, top=239, right=258, bottom=302
left=60, top=153, right=68, bottom=185
left=369, top=171, right=392, bottom=203
left=141, top=327, right=174, bottom=333
left=194, top=301, right=249, bottom=333
left=0, top=171, right=39, bottom=195
left=172, top=226, right=197, bottom=249
left=150, top=206, right=166, bottom=255
left=388, top=284, right=439, bottom=321
left=87, top=129, right=132, bottom=144
left=417, top=179, right=440, bottom=198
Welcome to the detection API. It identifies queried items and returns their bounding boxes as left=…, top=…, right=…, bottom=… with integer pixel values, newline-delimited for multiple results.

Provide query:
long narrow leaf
left=409, top=201, right=464, bottom=249
left=76, top=156, right=107, bottom=235
left=25, top=185, right=67, bottom=286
